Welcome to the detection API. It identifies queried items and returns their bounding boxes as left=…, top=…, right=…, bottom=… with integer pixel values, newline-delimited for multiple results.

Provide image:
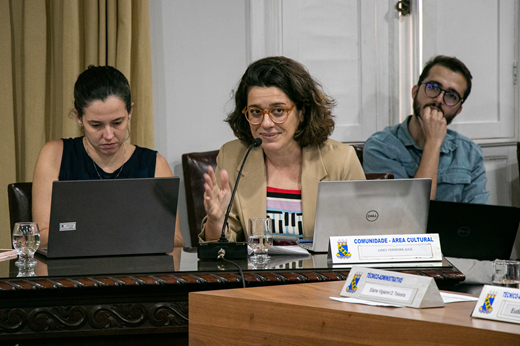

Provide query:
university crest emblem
left=346, top=273, right=362, bottom=293
left=479, top=291, right=497, bottom=314
left=336, top=239, right=351, bottom=259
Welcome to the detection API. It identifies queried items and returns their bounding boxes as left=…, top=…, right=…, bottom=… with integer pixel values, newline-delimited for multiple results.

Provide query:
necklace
left=84, top=139, right=126, bottom=179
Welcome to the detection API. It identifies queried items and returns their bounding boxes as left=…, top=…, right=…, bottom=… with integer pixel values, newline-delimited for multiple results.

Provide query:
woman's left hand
left=202, top=166, right=231, bottom=240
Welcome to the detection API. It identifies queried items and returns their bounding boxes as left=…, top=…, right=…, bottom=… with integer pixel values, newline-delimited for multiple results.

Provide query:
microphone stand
left=197, top=138, right=262, bottom=260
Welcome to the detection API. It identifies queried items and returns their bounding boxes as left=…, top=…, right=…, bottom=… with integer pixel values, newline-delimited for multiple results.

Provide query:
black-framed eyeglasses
left=421, top=82, right=463, bottom=106
left=242, top=104, right=296, bottom=125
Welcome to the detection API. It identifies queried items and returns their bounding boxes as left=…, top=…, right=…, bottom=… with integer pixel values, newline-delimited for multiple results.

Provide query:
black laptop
left=426, top=200, right=520, bottom=261
left=40, top=177, right=179, bottom=258
left=35, top=254, right=176, bottom=276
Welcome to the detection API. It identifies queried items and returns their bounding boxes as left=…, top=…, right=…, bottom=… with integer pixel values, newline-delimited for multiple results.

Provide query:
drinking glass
left=248, top=258, right=271, bottom=270
left=247, top=217, right=273, bottom=263
left=12, top=222, right=40, bottom=269
left=492, top=259, right=520, bottom=289
left=16, top=266, right=36, bottom=277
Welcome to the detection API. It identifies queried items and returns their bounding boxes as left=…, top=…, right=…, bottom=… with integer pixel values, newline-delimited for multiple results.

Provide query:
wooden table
left=0, top=250, right=465, bottom=345
left=189, top=280, right=520, bottom=346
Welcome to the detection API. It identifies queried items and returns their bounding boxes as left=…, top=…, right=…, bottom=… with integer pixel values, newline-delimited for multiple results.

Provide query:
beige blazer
left=199, top=138, right=366, bottom=242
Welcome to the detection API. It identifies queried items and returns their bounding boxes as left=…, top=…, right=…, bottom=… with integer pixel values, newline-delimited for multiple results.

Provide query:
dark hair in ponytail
left=74, top=65, right=131, bottom=118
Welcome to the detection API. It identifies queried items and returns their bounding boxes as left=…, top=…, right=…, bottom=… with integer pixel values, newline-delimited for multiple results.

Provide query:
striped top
left=266, top=187, right=303, bottom=238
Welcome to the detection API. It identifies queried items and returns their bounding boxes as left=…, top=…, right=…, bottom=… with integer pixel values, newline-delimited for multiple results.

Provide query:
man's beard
left=412, top=95, right=455, bottom=125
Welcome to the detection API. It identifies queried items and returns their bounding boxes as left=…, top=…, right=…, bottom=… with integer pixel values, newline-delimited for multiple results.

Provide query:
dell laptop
left=40, top=177, right=179, bottom=258
left=300, top=178, right=431, bottom=253
left=427, top=200, right=520, bottom=261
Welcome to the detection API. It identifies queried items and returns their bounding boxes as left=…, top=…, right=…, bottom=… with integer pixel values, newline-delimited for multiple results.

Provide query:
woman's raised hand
left=203, top=166, right=231, bottom=228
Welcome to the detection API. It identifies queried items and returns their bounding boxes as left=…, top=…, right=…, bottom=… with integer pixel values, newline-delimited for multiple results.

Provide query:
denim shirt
left=363, top=116, right=489, bottom=204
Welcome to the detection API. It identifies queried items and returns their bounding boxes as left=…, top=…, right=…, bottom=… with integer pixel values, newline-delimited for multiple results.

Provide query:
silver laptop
left=40, top=177, right=179, bottom=258
left=299, top=178, right=431, bottom=253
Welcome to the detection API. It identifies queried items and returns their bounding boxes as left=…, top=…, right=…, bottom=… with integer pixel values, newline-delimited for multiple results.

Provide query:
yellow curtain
left=0, top=0, right=154, bottom=248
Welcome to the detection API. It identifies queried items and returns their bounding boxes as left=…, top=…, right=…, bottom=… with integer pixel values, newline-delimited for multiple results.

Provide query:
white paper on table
left=0, top=249, right=18, bottom=259
left=268, top=245, right=309, bottom=255
left=440, top=292, right=479, bottom=303
left=330, top=296, right=403, bottom=307
left=330, top=291, right=478, bottom=307
left=247, top=245, right=310, bottom=256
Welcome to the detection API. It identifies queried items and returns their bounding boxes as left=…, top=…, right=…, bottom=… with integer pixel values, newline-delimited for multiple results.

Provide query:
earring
left=79, top=123, right=83, bottom=127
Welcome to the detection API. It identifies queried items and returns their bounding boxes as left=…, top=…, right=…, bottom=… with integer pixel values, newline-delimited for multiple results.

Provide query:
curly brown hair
left=226, top=56, right=336, bottom=147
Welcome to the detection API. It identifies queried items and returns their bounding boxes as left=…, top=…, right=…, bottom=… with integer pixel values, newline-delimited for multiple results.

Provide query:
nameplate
left=471, top=284, right=520, bottom=324
left=340, top=266, right=444, bottom=308
left=329, top=234, right=442, bottom=264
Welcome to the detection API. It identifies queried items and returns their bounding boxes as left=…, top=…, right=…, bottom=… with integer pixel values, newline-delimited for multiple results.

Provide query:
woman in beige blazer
left=200, top=56, right=365, bottom=242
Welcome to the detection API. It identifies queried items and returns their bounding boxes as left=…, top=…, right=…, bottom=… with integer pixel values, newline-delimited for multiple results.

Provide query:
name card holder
left=329, top=234, right=442, bottom=264
left=340, top=266, right=444, bottom=308
left=471, top=284, right=520, bottom=324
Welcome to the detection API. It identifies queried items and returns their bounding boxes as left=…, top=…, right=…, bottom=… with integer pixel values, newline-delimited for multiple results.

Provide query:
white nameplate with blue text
left=340, top=266, right=444, bottom=308
left=329, top=234, right=442, bottom=264
left=471, top=285, right=520, bottom=324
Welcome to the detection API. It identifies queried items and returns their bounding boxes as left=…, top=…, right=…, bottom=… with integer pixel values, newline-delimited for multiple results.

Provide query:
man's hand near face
left=419, top=106, right=447, bottom=149
left=364, top=58, right=489, bottom=205
left=414, top=106, right=447, bottom=199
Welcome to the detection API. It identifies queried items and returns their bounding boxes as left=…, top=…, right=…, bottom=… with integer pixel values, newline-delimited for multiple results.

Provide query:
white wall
left=149, top=0, right=520, bottom=250
left=149, top=0, right=248, bottom=245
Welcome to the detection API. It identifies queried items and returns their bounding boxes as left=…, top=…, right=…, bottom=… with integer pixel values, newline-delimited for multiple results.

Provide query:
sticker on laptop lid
left=59, top=222, right=76, bottom=231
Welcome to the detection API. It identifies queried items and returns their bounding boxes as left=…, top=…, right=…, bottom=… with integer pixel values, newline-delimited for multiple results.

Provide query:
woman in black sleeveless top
left=32, top=66, right=184, bottom=248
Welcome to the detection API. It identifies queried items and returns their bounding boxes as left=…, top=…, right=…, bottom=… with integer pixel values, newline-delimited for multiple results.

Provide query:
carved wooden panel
left=0, top=268, right=464, bottom=341
left=0, top=302, right=188, bottom=334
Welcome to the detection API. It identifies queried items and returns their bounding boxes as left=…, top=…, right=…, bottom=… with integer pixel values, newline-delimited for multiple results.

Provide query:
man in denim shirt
left=363, top=56, right=489, bottom=204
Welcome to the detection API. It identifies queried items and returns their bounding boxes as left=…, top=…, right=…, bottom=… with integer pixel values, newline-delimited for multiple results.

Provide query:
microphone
left=198, top=138, right=262, bottom=260
left=219, top=137, right=262, bottom=241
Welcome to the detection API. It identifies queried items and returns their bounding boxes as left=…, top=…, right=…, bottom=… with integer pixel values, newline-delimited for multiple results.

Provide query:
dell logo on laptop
left=457, top=226, right=471, bottom=237
left=366, top=210, right=379, bottom=222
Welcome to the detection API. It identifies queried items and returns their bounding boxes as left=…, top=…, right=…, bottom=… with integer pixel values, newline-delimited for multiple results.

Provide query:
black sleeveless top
left=59, top=137, right=157, bottom=180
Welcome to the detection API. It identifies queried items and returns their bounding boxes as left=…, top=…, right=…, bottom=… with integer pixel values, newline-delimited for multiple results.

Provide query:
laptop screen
left=46, top=177, right=179, bottom=258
